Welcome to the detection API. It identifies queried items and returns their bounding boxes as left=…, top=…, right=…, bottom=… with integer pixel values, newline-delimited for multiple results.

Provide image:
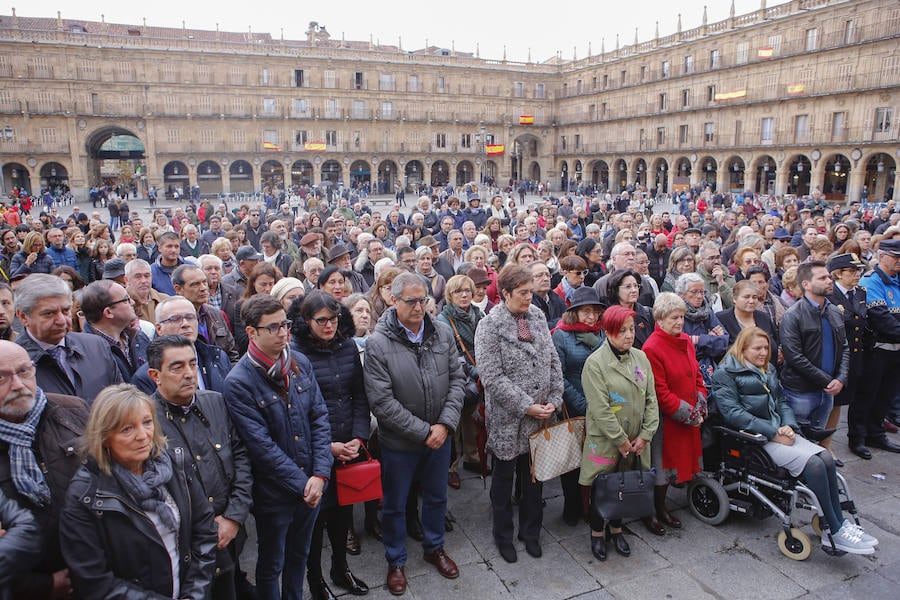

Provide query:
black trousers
left=849, top=348, right=900, bottom=442
left=490, top=453, right=543, bottom=544
left=306, top=501, right=353, bottom=582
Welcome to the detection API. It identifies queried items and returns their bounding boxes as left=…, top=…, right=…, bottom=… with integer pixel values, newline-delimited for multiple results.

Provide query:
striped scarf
left=0, top=388, right=51, bottom=507
left=247, top=339, right=292, bottom=392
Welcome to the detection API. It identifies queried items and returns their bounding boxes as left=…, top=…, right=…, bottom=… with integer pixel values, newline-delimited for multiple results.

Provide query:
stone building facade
left=0, top=0, right=897, bottom=203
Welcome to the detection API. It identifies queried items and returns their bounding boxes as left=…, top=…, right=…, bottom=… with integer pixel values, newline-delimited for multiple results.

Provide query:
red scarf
left=551, top=321, right=603, bottom=335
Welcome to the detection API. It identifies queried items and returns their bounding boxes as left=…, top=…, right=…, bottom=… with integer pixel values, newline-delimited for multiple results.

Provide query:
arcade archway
left=86, top=127, right=145, bottom=192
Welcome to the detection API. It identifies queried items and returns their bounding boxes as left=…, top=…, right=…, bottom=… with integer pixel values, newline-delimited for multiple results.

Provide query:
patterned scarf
left=514, top=312, right=534, bottom=342
left=0, top=388, right=51, bottom=506
left=247, top=339, right=292, bottom=391
left=111, top=450, right=178, bottom=532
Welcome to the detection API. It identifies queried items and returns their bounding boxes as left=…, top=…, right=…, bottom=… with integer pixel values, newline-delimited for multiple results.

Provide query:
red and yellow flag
left=262, top=141, right=281, bottom=151
left=304, top=142, right=326, bottom=152
left=519, top=115, right=534, bottom=125
left=757, top=47, right=774, bottom=59
left=787, top=83, right=806, bottom=96
left=714, top=89, right=747, bottom=102
left=486, top=144, right=505, bottom=156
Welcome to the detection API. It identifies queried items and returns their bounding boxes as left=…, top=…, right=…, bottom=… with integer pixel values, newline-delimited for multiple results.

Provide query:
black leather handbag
left=590, top=455, right=655, bottom=521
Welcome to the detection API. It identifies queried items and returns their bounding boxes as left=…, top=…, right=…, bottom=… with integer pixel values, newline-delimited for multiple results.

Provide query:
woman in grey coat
left=475, top=264, right=564, bottom=564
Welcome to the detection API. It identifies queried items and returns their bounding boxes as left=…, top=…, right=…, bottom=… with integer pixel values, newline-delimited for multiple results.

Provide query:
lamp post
left=480, top=126, right=486, bottom=187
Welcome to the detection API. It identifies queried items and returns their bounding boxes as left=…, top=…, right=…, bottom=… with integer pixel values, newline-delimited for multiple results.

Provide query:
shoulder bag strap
left=447, top=316, right=476, bottom=366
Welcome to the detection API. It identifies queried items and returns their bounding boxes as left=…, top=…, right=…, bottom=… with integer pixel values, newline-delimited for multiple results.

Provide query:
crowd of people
left=0, top=184, right=897, bottom=599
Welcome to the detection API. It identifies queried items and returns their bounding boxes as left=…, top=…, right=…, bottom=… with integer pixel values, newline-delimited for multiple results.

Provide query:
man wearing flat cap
left=327, top=245, right=368, bottom=293
left=854, top=240, right=900, bottom=457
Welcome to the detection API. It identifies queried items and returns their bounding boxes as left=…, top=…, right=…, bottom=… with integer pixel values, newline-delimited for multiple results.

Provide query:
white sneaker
left=844, top=521, right=878, bottom=547
left=826, top=522, right=876, bottom=555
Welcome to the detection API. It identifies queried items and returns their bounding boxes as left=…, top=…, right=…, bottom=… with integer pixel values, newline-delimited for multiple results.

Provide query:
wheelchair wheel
left=810, top=514, right=822, bottom=537
left=688, top=477, right=730, bottom=525
left=777, top=528, right=813, bottom=561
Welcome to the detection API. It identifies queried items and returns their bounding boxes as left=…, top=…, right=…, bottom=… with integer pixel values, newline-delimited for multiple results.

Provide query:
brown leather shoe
left=423, top=548, right=459, bottom=579
left=345, top=528, right=361, bottom=555
left=386, top=566, right=406, bottom=596
left=448, top=472, right=461, bottom=489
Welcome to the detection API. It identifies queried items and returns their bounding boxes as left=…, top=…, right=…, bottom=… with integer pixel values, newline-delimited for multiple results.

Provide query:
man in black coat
left=147, top=335, right=253, bottom=600
left=0, top=340, right=89, bottom=599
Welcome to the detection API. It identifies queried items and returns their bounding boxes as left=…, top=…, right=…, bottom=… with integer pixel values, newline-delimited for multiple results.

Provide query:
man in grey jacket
left=364, top=272, right=464, bottom=596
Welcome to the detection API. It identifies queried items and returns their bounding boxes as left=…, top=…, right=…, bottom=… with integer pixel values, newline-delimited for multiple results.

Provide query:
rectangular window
left=295, top=130, right=308, bottom=145
left=560, top=135, right=567, bottom=150
left=704, top=122, right=715, bottom=142
left=262, top=98, right=276, bottom=114
left=379, top=73, right=394, bottom=91
left=231, top=97, right=244, bottom=114
left=592, top=77, right=598, bottom=90
left=640, top=66, right=647, bottom=81
left=0, top=56, right=11, bottom=77
left=710, top=49, right=720, bottom=69
left=844, top=20, right=856, bottom=44
left=40, top=127, right=58, bottom=144
left=600, top=102, right=607, bottom=117
left=831, top=111, right=846, bottom=141
left=684, top=55, right=694, bottom=74
left=408, top=75, right=419, bottom=92
left=263, top=130, right=278, bottom=145
left=838, top=64, right=853, bottom=90
left=230, top=66, right=243, bottom=85
left=656, top=127, right=666, bottom=146
left=661, top=61, right=670, bottom=79
left=679, top=124, right=689, bottom=145
left=761, top=117, right=774, bottom=143
left=232, top=130, right=246, bottom=145
left=79, top=59, right=97, bottom=79
left=121, top=95, right=136, bottom=113
left=381, top=101, right=393, bottom=118
left=736, top=42, right=749, bottom=65
left=874, top=107, right=893, bottom=134
left=681, top=89, right=690, bottom=108
left=35, top=91, right=52, bottom=110
left=437, top=77, right=446, bottom=93
left=602, top=74, right=608, bottom=89
left=589, top=104, right=596, bottom=121
left=262, top=68, right=270, bottom=85
left=325, top=98, right=338, bottom=118
left=620, top=70, right=626, bottom=85
left=768, top=35, right=782, bottom=56
left=355, top=72, right=364, bottom=90
left=435, top=133, right=447, bottom=148
left=882, top=56, right=900, bottom=82
left=707, top=85, right=716, bottom=103
left=658, top=93, right=667, bottom=111
left=352, top=131, right=361, bottom=148
left=292, top=98, right=309, bottom=115
left=160, top=63, right=176, bottom=83
left=197, top=96, right=211, bottom=114
left=325, top=130, right=337, bottom=146
left=197, top=64, right=211, bottom=84
left=535, top=83, right=545, bottom=98
left=0, top=126, right=14, bottom=141
left=576, top=80, right=583, bottom=94
left=574, top=134, right=581, bottom=149
left=795, top=114, right=809, bottom=141
left=116, top=61, right=134, bottom=82
left=352, top=100, right=366, bottom=118
left=765, top=73, right=778, bottom=97
left=460, top=133, right=472, bottom=148
left=562, top=83, right=568, bottom=97
left=30, top=56, right=51, bottom=77
left=167, top=129, right=180, bottom=144
left=734, top=120, right=742, bottom=145
left=513, top=82, right=524, bottom=97
left=164, top=96, right=178, bottom=114
left=294, top=69, right=304, bottom=87
left=200, top=129, right=214, bottom=145
left=323, top=70, right=336, bottom=89
left=806, top=28, right=818, bottom=51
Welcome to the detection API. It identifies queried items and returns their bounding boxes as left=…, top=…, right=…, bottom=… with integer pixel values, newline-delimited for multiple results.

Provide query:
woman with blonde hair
left=9, top=230, right=55, bottom=277
left=367, top=266, right=404, bottom=322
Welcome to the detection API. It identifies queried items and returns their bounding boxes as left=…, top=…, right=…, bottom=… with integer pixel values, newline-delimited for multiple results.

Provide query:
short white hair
left=197, top=254, right=223, bottom=269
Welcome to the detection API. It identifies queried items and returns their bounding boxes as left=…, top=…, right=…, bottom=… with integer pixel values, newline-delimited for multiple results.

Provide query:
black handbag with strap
left=590, top=454, right=655, bottom=521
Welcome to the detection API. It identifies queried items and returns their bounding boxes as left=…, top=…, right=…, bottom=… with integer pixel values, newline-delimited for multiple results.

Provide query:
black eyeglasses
left=158, top=312, right=198, bottom=325
left=255, top=320, right=293, bottom=334
left=105, top=296, right=133, bottom=309
left=311, top=315, right=338, bottom=326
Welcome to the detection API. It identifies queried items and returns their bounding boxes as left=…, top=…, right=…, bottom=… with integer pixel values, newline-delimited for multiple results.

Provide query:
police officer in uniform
left=854, top=239, right=900, bottom=458
left=826, top=253, right=871, bottom=466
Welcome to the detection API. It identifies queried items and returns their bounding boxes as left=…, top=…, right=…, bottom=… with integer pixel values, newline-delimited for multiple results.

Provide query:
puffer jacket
left=779, top=297, right=849, bottom=393
left=223, top=351, right=333, bottom=512
left=292, top=318, right=370, bottom=444
left=9, top=250, right=55, bottom=277
left=711, top=354, right=798, bottom=440
left=0, top=488, right=41, bottom=599
left=474, top=303, right=564, bottom=461
left=364, top=308, right=464, bottom=452
left=551, top=327, right=603, bottom=417
left=60, top=451, right=217, bottom=599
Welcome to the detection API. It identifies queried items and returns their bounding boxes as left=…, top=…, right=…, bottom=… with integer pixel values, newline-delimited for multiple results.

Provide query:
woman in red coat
left=642, top=291, right=708, bottom=530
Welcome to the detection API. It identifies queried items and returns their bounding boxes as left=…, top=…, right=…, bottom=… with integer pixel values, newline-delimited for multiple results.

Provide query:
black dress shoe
left=658, top=510, right=682, bottom=529
left=850, top=442, right=873, bottom=460
left=330, top=567, right=369, bottom=596
left=497, top=541, right=518, bottom=563
left=463, top=461, right=491, bottom=475
left=364, top=516, right=383, bottom=541
left=800, top=426, right=837, bottom=442
left=345, top=528, right=361, bottom=555
left=517, top=534, right=542, bottom=558
left=833, top=457, right=845, bottom=468
left=610, top=531, right=631, bottom=557
left=590, top=535, right=607, bottom=561
left=407, top=515, right=424, bottom=541
left=866, top=437, right=900, bottom=453
left=309, top=578, right=337, bottom=600
left=641, top=515, right=666, bottom=536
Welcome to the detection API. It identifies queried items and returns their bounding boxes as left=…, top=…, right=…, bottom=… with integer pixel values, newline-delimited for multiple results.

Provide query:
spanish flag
left=304, top=142, right=326, bottom=152
left=263, top=141, right=281, bottom=151
left=486, top=144, right=505, bottom=156
left=787, top=84, right=806, bottom=96
left=519, top=115, right=534, bottom=125
left=714, top=89, right=747, bottom=102
left=757, top=47, right=774, bottom=59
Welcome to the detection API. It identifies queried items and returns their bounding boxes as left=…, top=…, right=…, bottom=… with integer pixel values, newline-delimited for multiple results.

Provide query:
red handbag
left=334, top=444, right=383, bottom=506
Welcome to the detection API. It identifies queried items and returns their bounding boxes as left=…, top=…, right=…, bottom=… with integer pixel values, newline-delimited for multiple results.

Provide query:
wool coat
left=579, top=341, right=659, bottom=485
left=474, top=303, right=564, bottom=461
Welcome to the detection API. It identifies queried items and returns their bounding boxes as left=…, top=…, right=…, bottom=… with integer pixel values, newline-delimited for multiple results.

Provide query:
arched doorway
left=529, top=162, right=541, bottom=183
left=85, top=127, right=145, bottom=193
left=512, top=134, right=540, bottom=181
left=726, top=156, right=745, bottom=193
left=613, top=159, right=628, bottom=193
left=39, top=162, right=69, bottom=193
left=2, top=162, right=30, bottom=195
left=652, top=159, right=668, bottom=195
left=321, top=160, right=342, bottom=187
left=573, top=160, right=584, bottom=189
left=754, top=155, right=776, bottom=195
left=864, top=153, right=896, bottom=202
left=591, top=160, right=609, bottom=191
left=484, top=160, right=498, bottom=185
left=674, top=157, right=691, bottom=194
left=261, top=160, right=284, bottom=192
left=349, top=160, right=371, bottom=190
left=196, top=161, right=222, bottom=197
left=378, top=160, right=399, bottom=193
left=404, top=160, right=423, bottom=192
left=456, top=160, right=474, bottom=186
left=632, top=158, right=647, bottom=189
left=560, top=161, right=569, bottom=192
left=823, top=154, right=850, bottom=200
left=163, top=161, right=189, bottom=199
left=291, top=160, right=314, bottom=187
left=699, top=157, right=717, bottom=190
left=786, top=154, right=811, bottom=196
left=431, top=160, right=450, bottom=186
left=229, top=160, right=254, bottom=194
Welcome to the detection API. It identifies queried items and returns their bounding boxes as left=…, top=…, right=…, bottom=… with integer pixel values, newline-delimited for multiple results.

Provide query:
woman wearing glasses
left=289, top=291, right=370, bottom=600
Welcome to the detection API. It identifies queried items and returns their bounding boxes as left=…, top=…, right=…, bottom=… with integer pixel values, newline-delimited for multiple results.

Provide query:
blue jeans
left=783, top=387, right=833, bottom=429
left=254, top=502, right=321, bottom=600
left=381, top=441, right=452, bottom=566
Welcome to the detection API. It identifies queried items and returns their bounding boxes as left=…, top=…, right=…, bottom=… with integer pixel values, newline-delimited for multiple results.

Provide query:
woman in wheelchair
left=711, top=327, right=878, bottom=555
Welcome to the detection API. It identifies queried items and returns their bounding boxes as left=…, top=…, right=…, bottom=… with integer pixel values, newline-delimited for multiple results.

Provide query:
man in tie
left=14, top=273, right=123, bottom=404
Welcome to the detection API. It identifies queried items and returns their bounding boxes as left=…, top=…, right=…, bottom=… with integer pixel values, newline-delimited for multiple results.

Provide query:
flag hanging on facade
left=486, top=144, right=505, bottom=155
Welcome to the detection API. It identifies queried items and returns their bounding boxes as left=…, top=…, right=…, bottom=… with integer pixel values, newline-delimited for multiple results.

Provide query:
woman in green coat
left=579, top=305, right=659, bottom=561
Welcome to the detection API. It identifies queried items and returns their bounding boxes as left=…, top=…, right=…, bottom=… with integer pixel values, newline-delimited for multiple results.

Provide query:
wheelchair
left=687, top=425, right=861, bottom=560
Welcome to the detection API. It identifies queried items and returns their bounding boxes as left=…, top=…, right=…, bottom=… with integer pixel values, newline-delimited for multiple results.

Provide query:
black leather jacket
left=779, top=296, right=849, bottom=393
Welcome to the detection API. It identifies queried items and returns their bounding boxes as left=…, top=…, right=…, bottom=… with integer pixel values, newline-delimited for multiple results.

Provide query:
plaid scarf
left=0, top=388, right=51, bottom=506
left=247, top=339, right=293, bottom=392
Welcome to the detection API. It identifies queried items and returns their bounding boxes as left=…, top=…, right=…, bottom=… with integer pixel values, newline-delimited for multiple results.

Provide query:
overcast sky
left=16, top=0, right=772, bottom=63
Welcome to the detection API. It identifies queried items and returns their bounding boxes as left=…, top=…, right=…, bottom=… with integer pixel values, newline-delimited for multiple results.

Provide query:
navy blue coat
left=131, top=339, right=232, bottom=395
left=223, top=351, right=333, bottom=513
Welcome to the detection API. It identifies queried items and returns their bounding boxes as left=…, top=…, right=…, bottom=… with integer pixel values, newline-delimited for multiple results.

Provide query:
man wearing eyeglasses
left=364, top=272, right=464, bottom=596
left=243, top=208, right=268, bottom=252
left=130, top=296, right=232, bottom=396
left=223, top=294, right=332, bottom=600
left=593, top=242, right=655, bottom=307
left=0, top=340, right=89, bottom=600
left=172, top=264, right=239, bottom=363
left=79, top=280, right=150, bottom=381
